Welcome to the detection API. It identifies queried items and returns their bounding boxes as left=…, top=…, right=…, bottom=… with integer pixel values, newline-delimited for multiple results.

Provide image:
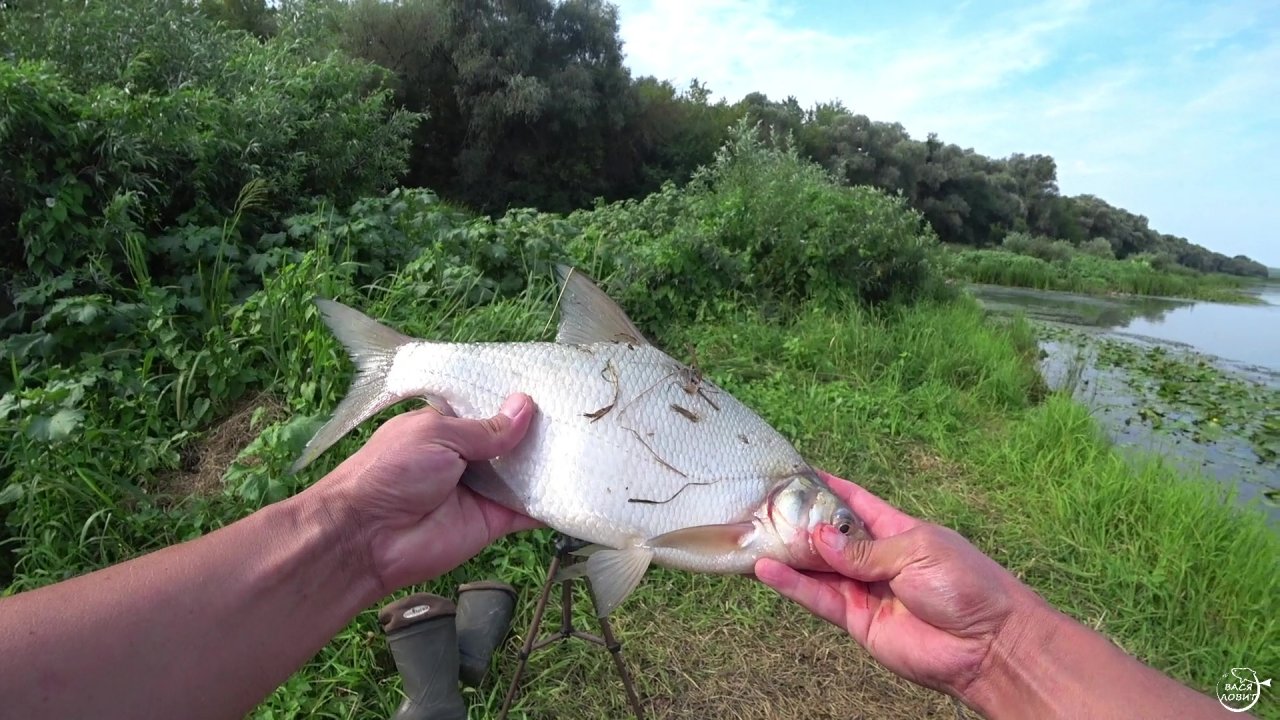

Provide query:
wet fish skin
left=292, top=265, right=869, bottom=615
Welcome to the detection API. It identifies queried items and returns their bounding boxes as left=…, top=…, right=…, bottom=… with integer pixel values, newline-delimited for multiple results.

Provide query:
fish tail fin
left=289, top=298, right=415, bottom=474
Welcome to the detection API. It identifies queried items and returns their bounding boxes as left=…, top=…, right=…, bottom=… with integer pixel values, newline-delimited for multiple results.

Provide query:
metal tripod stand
left=497, top=534, right=645, bottom=720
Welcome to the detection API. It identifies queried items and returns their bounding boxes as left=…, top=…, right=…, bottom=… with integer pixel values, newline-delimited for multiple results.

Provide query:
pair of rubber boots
left=377, top=580, right=517, bottom=720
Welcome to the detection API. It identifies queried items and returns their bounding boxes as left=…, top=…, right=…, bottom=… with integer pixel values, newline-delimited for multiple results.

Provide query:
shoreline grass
left=946, top=247, right=1261, bottom=304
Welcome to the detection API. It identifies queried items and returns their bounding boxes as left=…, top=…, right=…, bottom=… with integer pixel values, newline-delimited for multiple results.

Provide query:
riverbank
left=969, top=281, right=1280, bottom=521
left=947, top=247, right=1260, bottom=304
left=3, top=134, right=1275, bottom=719
left=5, top=270, right=1276, bottom=718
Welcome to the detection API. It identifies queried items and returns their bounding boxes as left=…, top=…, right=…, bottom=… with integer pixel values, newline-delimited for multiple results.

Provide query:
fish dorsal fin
left=553, top=264, right=650, bottom=346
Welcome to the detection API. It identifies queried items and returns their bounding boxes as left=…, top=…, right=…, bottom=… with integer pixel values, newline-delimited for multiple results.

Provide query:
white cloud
left=609, top=0, right=1280, bottom=264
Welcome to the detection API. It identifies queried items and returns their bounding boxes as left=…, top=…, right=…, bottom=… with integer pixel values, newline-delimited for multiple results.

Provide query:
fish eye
left=833, top=508, right=855, bottom=535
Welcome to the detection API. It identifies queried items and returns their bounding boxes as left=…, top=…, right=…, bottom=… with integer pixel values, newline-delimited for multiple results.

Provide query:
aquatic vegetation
left=1092, top=342, right=1280, bottom=468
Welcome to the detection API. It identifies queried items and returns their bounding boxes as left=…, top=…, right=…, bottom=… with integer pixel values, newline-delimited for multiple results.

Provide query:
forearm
left=0, top=483, right=382, bottom=720
left=965, top=600, right=1230, bottom=719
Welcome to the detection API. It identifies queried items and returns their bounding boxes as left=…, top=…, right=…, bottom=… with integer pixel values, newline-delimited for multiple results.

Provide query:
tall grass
left=3, top=124, right=1275, bottom=718
left=968, top=397, right=1278, bottom=691
left=949, top=248, right=1256, bottom=303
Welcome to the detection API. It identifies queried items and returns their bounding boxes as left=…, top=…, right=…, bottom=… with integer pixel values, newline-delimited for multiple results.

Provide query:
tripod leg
left=497, top=554, right=561, bottom=720
left=580, top=579, right=645, bottom=720
left=596, top=613, right=645, bottom=720
left=559, top=573, right=574, bottom=636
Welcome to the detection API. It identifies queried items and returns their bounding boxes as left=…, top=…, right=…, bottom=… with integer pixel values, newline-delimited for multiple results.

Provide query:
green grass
left=10, top=266, right=1280, bottom=712
left=947, top=248, right=1259, bottom=303
left=2, top=172, right=1275, bottom=717
left=3, top=254, right=1277, bottom=717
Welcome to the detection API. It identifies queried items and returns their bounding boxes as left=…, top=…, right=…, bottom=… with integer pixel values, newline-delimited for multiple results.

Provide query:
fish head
left=761, top=467, right=870, bottom=569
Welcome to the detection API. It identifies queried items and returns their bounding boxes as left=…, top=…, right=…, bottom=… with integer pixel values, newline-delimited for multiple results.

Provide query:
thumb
left=436, top=393, right=536, bottom=461
left=813, top=524, right=919, bottom=582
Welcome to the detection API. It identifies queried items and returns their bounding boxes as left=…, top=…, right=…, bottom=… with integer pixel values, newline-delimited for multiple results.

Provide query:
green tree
left=338, top=0, right=638, bottom=212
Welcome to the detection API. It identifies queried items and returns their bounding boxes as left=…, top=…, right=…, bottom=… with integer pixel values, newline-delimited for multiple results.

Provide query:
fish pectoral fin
left=553, top=264, right=651, bottom=347
left=647, top=522, right=756, bottom=555
left=459, top=461, right=526, bottom=515
left=420, top=393, right=455, bottom=417
left=555, top=545, right=653, bottom=618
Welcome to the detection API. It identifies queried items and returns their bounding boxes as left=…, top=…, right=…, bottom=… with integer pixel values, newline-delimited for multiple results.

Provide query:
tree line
left=4, top=0, right=1268, bottom=279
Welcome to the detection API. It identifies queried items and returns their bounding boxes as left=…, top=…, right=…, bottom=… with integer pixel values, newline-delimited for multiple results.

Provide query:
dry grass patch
left=485, top=571, right=962, bottom=720
left=154, top=392, right=288, bottom=501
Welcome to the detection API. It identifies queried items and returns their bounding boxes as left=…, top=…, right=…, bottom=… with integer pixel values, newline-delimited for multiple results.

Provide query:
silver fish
left=291, top=265, right=870, bottom=616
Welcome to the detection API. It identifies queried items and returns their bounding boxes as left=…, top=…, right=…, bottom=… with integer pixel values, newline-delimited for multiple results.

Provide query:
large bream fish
left=291, top=265, right=870, bottom=616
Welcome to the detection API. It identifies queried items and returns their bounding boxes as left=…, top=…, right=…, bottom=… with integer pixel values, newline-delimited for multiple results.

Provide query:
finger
left=816, top=469, right=920, bottom=537
left=813, top=523, right=920, bottom=583
left=754, top=558, right=853, bottom=631
left=433, top=393, right=535, bottom=461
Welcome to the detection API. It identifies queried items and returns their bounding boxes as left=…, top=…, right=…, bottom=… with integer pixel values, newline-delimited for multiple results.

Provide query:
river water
left=968, top=282, right=1279, bottom=523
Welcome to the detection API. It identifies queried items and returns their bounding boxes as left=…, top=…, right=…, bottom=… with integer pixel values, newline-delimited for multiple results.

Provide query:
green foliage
left=1, top=4, right=1274, bottom=716
left=1079, top=237, right=1116, bottom=259
left=742, top=94, right=1265, bottom=278
left=1, top=0, right=420, bottom=330
left=65, top=0, right=1243, bottom=278
left=950, top=248, right=1254, bottom=303
left=1000, top=232, right=1073, bottom=263
left=337, top=0, right=641, bottom=213
left=564, top=120, right=950, bottom=330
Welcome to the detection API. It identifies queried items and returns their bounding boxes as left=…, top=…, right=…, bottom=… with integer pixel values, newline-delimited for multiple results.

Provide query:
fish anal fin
left=554, top=545, right=652, bottom=617
left=647, top=522, right=756, bottom=555
left=553, top=265, right=650, bottom=347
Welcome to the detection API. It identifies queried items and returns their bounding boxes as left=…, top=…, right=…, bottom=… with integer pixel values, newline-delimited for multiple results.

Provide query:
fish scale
left=291, top=265, right=870, bottom=616
left=391, top=341, right=808, bottom=548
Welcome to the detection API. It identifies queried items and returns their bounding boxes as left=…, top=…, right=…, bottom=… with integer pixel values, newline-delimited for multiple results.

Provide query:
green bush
left=562, top=120, right=950, bottom=329
left=1079, top=237, right=1115, bottom=259
left=1, top=0, right=420, bottom=329
left=1000, top=231, right=1073, bottom=263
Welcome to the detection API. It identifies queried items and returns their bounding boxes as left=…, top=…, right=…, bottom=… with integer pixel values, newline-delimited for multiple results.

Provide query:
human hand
left=754, top=471, right=1047, bottom=702
left=306, top=393, right=543, bottom=596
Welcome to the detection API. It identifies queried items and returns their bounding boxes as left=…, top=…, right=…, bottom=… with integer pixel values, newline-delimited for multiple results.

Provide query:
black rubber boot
left=455, top=580, right=518, bottom=688
left=378, top=593, right=468, bottom=720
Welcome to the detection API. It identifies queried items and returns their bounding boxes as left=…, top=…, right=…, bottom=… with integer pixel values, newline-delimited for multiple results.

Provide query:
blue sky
left=609, top=0, right=1280, bottom=266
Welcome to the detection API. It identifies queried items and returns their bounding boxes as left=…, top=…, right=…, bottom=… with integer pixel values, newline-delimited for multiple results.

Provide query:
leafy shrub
left=1079, top=237, right=1115, bottom=259
left=999, top=232, right=1036, bottom=256
left=1, top=1, right=420, bottom=330
left=562, top=120, right=950, bottom=329
left=1000, top=232, right=1072, bottom=263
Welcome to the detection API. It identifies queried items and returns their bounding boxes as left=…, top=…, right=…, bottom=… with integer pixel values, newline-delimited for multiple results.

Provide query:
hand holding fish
left=315, top=393, right=544, bottom=594
left=754, top=472, right=1031, bottom=701
left=755, top=472, right=1233, bottom=720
